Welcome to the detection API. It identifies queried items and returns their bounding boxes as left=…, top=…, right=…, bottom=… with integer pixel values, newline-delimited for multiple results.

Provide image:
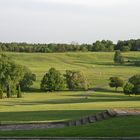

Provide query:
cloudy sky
left=0, top=0, right=140, bottom=44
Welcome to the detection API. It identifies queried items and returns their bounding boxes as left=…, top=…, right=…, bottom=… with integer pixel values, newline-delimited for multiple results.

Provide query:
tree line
left=0, top=39, right=140, bottom=53
left=0, top=53, right=139, bottom=99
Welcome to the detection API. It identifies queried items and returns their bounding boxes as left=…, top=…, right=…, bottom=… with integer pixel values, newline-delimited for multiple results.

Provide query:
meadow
left=0, top=52, right=140, bottom=137
left=7, top=51, right=140, bottom=89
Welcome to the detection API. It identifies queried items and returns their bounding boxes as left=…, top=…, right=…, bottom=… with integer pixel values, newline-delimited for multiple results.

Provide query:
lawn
left=0, top=116, right=140, bottom=137
left=6, top=52, right=140, bottom=89
left=0, top=52, right=140, bottom=137
left=0, top=91, right=140, bottom=124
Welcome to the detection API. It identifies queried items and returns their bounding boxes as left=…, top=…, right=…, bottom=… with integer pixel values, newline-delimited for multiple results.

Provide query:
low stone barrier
left=0, top=109, right=140, bottom=131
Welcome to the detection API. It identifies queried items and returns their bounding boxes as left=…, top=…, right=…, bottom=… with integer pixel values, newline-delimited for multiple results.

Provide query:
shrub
left=40, top=68, right=65, bottom=92
left=65, top=70, right=88, bottom=90
left=114, top=50, right=124, bottom=64
left=109, top=77, right=124, bottom=91
left=123, top=83, right=134, bottom=96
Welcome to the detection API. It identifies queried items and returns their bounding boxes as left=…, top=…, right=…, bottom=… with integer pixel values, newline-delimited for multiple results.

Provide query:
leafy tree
left=40, top=68, right=65, bottom=92
left=17, top=85, right=22, bottom=98
left=109, top=77, right=124, bottom=91
left=92, top=40, right=114, bottom=52
left=65, top=70, right=88, bottom=90
left=123, top=82, right=134, bottom=96
left=20, top=69, right=36, bottom=91
left=129, top=74, right=140, bottom=95
left=0, top=54, right=25, bottom=98
left=0, top=89, right=3, bottom=99
left=114, top=50, right=124, bottom=64
left=129, top=74, right=140, bottom=86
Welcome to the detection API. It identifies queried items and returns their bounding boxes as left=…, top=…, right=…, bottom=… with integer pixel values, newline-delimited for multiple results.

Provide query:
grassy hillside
left=0, top=52, right=140, bottom=137
left=6, top=52, right=140, bottom=89
left=0, top=116, right=140, bottom=137
left=0, top=91, right=140, bottom=123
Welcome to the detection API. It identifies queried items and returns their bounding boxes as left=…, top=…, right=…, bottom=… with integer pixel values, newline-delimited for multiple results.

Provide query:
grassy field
left=0, top=91, right=140, bottom=123
left=7, top=51, right=140, bottom=89
left=0, top=52, right=140, bottom=137
left=0, top=116, right=140, bottom=137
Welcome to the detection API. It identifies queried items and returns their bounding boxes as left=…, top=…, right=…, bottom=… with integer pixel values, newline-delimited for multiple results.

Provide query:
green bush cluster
left=40, top=68, right=88, bottom=92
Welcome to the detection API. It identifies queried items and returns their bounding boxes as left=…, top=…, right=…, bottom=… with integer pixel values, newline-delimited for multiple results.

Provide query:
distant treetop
left=0, top=39, right=140, bottom=53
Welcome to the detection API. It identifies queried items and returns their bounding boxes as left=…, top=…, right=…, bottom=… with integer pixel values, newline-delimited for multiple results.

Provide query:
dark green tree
left=114, top=50, right=124, bottom=64
left=40, top=68, right=65, bottom=92
left=0, top=54, right=25, bottom=98
left=20, top=69, right=36, bottom=91
left=123, top=82, right=134, bottom=96
left=65, top=70, right=88, bottom=90
left=109, top=77, right=124, bottom=91
left=0, top=88, right=3, bottom=99
left=129, top=74, right=140, bottom=95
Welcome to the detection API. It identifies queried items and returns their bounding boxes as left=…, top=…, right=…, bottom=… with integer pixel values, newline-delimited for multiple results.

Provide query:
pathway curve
left=0, top=109, right=140, bottom=131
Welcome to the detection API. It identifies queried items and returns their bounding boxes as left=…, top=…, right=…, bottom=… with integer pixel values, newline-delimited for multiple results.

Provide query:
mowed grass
left=0, top=91, right=140, bottom=123
left=0, top=52, right=140, bottom=137
left=0, top=116, right=140, bottom=137
left=6, top=51, right=140, bottom=88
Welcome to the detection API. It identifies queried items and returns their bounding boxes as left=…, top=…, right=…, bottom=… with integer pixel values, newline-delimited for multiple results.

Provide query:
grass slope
left=0, top=116, right=140, bottom=137
left=0, top=52, right=140, bottom=137
left=6, top=52, right=140, bottom=89
left=0, top=91, right=140, bottom=123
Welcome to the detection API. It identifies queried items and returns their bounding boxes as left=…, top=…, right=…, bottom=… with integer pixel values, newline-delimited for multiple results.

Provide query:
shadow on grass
left=74, top=60, right=139, bottom=67
left=0, top=110, right=100, bottom=122
left=2, top=94, right=140, bottom=106
left=95, top=87, right=123, bottom=94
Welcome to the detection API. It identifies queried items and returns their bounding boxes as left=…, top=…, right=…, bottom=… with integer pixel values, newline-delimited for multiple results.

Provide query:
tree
left=65, top=70, right=88, bottom=90
left=0, top=89, right=3, bottom=99
left=40, top=68, right=65, bottom=92
left=109, top=77, right=124, bottom=91
left=0, top=54, right=25, bottom=98
left=114, top=50, right=124, bottom=64
left=129, top=74, right=140, bottom=95
left=20, top=69, right=36, bottom=91
left=17, top=85, right=22, bottom=98
left=123, top=82, right=134, bottom=96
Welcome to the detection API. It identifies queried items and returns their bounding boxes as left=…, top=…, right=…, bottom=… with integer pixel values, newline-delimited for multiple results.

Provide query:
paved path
left=0, top=109, right=140, bottom=131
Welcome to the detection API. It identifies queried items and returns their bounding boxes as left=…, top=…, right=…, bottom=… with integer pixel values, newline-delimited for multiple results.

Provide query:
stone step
left=75, top=120, right=82, bottom=126
left=81, top=117, right=90, bottom=125
left=101, top=111, right=111, bottom=119
left=88, top=115, right=97, bottom=123
left=68, top=121, right=76, bottom=126
left=95, top=114, right=103, bottom=121
left=107, top=110, right=117, bottom=117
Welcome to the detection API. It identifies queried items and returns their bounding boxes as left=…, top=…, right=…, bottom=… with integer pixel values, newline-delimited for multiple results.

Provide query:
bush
left=0, top=89, right=3, bottom=99
left=109, top=77, right=124, bottom=91
left=20, top=72, right=36, bottom=91
left=123, top=74, right=140, bottom=95
left=123, top=83, right=134, bottom=96
left=133, top=85, right=140, bottom=95
left=65, top=70, right=88, bottom=90
left=114, top=50, right=124, bottom=64
left=40, top=68, right=65, bottom=92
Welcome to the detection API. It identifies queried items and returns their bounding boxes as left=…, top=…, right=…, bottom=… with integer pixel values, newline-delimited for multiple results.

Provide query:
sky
left=0, top=0, right=140, bottom=44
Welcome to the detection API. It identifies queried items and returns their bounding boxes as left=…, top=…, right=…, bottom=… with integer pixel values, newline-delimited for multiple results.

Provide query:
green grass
left=0, top=116, right=140, bottom=137
left=0, top=52, right=140, bottom=137
left=6, top=52, right=140, bottom=89
left=0, top=91, right=140, bottom=124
